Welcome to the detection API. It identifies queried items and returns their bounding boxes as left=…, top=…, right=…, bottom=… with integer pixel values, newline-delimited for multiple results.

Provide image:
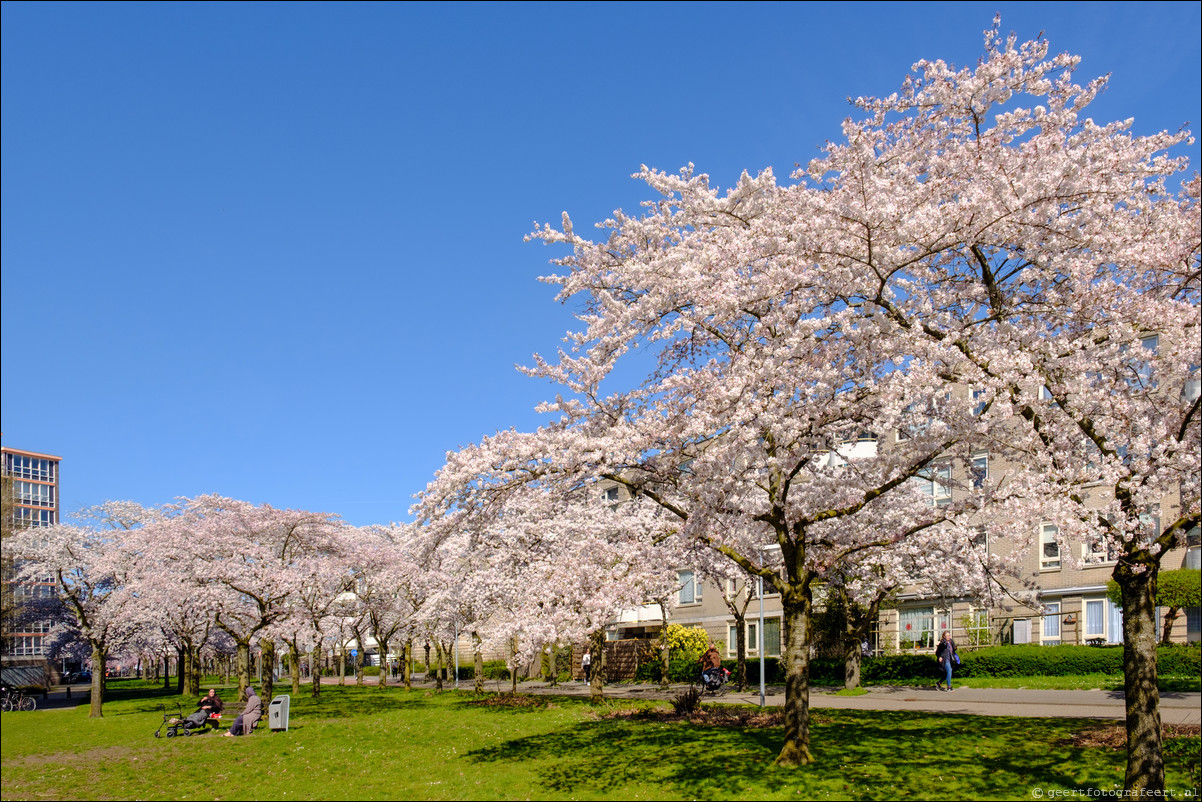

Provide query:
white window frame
left=1042, top=602, right=1061, bottom=644
left=1040, top=523, right=1061, bottom=571
left=677, top=570, right=702, bottom=605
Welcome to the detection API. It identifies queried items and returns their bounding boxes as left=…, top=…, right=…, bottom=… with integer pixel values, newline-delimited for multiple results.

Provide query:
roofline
left=1, top=447, right=63, bottom=461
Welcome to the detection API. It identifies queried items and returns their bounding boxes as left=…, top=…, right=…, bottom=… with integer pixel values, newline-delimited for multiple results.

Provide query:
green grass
left=2, top=684, right=1198, bottom=800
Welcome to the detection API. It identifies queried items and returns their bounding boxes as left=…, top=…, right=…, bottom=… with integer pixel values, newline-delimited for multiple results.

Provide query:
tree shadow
left=464, top=709, right=1130, bottom=798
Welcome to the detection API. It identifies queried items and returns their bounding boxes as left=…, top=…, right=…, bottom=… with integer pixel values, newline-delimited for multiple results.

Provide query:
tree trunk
left=377, top=637, right=390, bottom=688
left=310, top=648, right=321, bottom=699
left=176, top=645, right=186, bottom=695
left=1118, top=563, right=1164, bottom=792
left=1160, top=606, right=1180, bottom=645
left=777, top=591, right=814, bottom=767
left=842, top=635, right=862, bottom=690
left=510, top=636, right=519, bottom=694
left=473, top=633, right=484, bottom=694
left=164, top=654, right=171, bottom=691
left=88, top=642, right=106, bottom=718
left=658, top=606, right=671, bottom=689
left=236, top=640, right=251, bottom=700
left=261, top=639, right=276, bottom=702
left=423, top=642, right=431, bottom=680
left=290, top=641, right=302, bottom=695
left=589, top=630, right=605, bottom=703
left=404, top=640, right=412, bottom=690
left=338, top=645, right=346, bottom=686
left=434, top=642, right=445, bottom=690
left=190, top=645, right=202, bottom=696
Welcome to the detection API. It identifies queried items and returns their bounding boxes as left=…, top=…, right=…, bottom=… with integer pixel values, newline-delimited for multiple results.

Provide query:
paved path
left=498, top=680, right=1202, bottom=726
left=30, top=680, right=1201, bottom=726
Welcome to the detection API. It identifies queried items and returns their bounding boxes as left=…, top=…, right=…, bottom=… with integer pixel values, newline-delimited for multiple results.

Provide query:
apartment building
left=1, top=446, right=62, bottom=658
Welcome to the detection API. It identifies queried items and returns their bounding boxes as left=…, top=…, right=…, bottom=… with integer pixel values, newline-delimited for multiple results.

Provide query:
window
left=1042, top=602, right=1061, bottom=644
left=1085, top=598, right=1124, bottom=643
left=1184, top=366, right=1201, bottom=404
left=746, top=622, right=758, bottom=654
left=899, top=607, right=936, bottom=649
left=602, top=486, right=621, bottom=510
left=1040, top=524, right=1061, bottom=570
left=971, top=388, right=988, bottom=416
left=914, top=463, right=952, bottom=506
left=763, top=617, right=782, bottom=658
left=677, top=570, right=702, bottom=605
left=727, top=625, right=739, bottom=656
left=1082, top=540, right=1118, bottom=565
left=971, top=454, right=989, bottom=490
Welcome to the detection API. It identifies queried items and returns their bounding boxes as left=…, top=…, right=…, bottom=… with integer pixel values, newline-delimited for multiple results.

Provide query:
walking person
left=581, top=649, right=592, bottom=683
left=935, top=631, right=958, bottom=691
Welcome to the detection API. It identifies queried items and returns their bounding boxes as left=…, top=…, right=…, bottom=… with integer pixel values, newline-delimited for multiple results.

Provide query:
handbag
left=954, top=653, right=960, bottom=665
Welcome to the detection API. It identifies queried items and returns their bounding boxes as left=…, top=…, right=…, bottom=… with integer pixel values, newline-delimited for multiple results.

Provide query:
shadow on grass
left=94, top=682, right=444, bottom=720
left=465, top=709, right=1125, bottom=799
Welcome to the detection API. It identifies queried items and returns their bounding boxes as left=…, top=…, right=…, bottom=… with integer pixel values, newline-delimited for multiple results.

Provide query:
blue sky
left=3, top=2, right=1199, bottom=526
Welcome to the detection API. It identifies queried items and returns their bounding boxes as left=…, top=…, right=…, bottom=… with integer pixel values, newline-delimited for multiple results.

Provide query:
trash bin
left=268, top=695, right=290, bottom=732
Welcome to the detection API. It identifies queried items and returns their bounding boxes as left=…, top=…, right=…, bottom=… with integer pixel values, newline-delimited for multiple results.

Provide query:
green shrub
left=452, top=660, right=512, bottom=681
left=858, top=644, right=1200, bottom=683
left=362, top=666, right=380, bottom=677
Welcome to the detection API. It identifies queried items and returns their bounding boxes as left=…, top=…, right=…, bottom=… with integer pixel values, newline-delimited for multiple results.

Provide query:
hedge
left=633, top=644, right=1200, bottom=684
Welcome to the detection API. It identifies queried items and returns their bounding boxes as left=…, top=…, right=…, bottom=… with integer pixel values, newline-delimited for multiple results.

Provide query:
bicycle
left=1, top=686, right=37, bottom=712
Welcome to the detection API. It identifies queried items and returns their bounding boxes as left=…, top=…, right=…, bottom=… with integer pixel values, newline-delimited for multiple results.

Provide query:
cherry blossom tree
left=778, top=20, right=1199, bottom=789
left=142, top=495, right=343, bottom=700
left=7, top=501, right=159, bottom=716
left=421, top=21, right=1196, bottom=779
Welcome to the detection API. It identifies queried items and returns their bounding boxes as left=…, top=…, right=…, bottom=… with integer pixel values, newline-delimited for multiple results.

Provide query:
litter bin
left=268, top=694, right=290, bottom=732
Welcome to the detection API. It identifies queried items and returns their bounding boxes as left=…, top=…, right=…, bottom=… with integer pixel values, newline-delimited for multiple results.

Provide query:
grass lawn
left=2, top=684, right=1198, bottom=801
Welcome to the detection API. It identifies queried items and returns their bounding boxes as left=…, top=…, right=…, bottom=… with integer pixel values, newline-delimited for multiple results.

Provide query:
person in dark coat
left=199, top=689, right=224, bottom=715
left=935, top=631, right=958, bottom=691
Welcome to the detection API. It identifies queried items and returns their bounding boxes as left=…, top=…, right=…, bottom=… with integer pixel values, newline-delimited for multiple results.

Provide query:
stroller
left=155, top=703, right=218, bottom=738
left=700, top=667, right=731, bottom=694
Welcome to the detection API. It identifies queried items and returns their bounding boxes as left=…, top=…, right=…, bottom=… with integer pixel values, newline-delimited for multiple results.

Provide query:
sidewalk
left=31, top=679, right=1201, bottom=726
left=501, top=679, right=1202, bottom=726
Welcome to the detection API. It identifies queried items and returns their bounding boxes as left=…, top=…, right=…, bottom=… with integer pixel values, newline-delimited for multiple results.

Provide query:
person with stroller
left=699, top=642, right=723, bottom=687
left=223, top=686, right=262, bottom=737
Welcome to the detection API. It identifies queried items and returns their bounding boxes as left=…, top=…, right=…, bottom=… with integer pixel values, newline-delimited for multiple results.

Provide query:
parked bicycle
left=1, top=686, right=37, bottom=712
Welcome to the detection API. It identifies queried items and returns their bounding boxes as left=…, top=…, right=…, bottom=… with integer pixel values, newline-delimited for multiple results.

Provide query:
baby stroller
left=155, top=703, right=218, bottom=738
left=700, top=667, right=730, bottom=694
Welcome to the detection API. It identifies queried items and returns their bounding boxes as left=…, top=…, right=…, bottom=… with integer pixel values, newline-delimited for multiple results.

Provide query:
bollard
left=66, top=686, right=72, bottom=699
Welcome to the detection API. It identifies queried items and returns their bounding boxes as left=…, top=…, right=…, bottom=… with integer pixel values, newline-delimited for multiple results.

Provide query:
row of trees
left=412, top=19, right=1199, bottom=793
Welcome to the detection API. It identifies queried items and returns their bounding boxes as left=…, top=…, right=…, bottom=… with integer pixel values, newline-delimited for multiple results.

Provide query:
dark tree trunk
left=473, top=632, right=484, bottom=693
left=290, top=640, right=302, bottom=696
left=589, top=630, right=605, bottom=703
left=734, top=612, right=748, bottom=691
left=88, top=643, right=106, bottom=718
left=404, top=640, right=412, bottom=690
left=377, top=637, right=390, bottom=688
left=777, top=590, right=814, bottom=766
left=1117, top=562, right=1164, bottom=792
left=236, top=640, right=251, bottom=699
left=261, top=639, right=276, bottom=702
left=1160, top=607, right=1180, bottom=645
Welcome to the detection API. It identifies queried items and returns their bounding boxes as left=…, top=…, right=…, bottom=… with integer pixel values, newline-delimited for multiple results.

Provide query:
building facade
left=2, top=446, right=62, bottom=658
